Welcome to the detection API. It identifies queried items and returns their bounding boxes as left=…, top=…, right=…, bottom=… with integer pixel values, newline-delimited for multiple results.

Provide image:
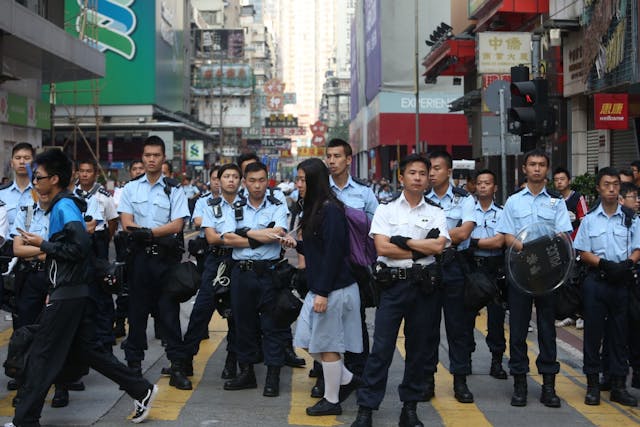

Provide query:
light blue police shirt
left=192, top=193, right=212, bottom=238
left=220, top=195, right=288, bottom=261
left=118, top=175, right=190, bottom=228
left=10, top=202, right=49, bottom=239
left=201, top=195, right=240, bottom=248
left=496, top=185, right=572, bottom=237
left=0, top=181, right=35, bottom=238
left=329, top=175, right=378, bottom=220
left=426, top=184, right=476, bottom=250
left=470, top=201, right=503, bottom=257
left=574, top=204, right=640, bottom=263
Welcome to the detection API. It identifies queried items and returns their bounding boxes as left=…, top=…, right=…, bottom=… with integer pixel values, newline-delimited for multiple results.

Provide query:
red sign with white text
left=594, top=93, right=628, bottom=130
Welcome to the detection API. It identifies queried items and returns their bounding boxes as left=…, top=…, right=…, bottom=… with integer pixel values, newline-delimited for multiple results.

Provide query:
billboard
left=54, top=0, right=186, bottom=112
left=364, top=0, right=381, bottom=103
left=197, top=98, right=251, bottom=128
left=477, top=32, right=531, bottom=74
left=196, top=29, right=245, bottom=60
left=192, top=64, right=254, bottom=96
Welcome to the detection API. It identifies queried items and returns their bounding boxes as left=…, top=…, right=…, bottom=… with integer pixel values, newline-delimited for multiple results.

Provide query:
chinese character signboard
left=594, top=93, right=628, bottom=130
left=478, top=32, right=531, bottom=74
left=265, top=114, right=298, bottom=128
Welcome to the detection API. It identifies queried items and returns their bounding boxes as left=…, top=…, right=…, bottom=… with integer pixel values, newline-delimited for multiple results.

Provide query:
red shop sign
left=594, top=93, right=628, bottom=130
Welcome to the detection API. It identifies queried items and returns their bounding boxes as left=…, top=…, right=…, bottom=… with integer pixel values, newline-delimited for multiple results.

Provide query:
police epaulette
left=0, top=181, right=12, bottom=191
left=423, top=195, right=442, bottom=208
left=98, top=187, right=111, bottom=197
left=207, top=197, right=222, bottom=206
left=509, top=187, right=526, bottom=196
left=0, top=200, right=5, bottom=207
left=200, top=191, right=211, bottom=198
left=351, top=176, right=368, bottom=187
left=130, top=174, right=144, bottom=181
left=381, top=192, right=402, bottom=204
left=163, top=177, right=180, bottom=187
left=493, top=202, right=503, bottom=209
left=586, top=198, right=601, bottom=215
left=452, top=186, right=469, bottom=197
left=546, top=188, right=562, bottom=198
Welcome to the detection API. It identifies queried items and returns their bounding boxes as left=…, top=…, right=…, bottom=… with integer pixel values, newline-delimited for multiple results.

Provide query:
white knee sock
left=341, top=364, right=354, bottom=385
left=321, top=360, right=342, bottom=404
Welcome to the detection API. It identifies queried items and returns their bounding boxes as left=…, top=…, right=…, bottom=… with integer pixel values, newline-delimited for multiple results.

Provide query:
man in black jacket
left=9, top=150, right=156, bottom=427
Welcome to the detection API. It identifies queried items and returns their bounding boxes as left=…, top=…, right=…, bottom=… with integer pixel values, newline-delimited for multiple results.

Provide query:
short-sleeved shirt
left=369, top=192, right=450, bottom=268
left=470, top=201, right=504, bottom=257
left=426, top=184, right=476, bottom=250
left=496, top=185, right=573, bottom=237
left=11, top=202, right=48, bottom=240
left=0, top=181, right=35, bottom=239
left=182, top=184, right=200, bottom=199
left=573, top=204, right=640, bottom=263
left=220, top=195, right=288, bottom=261
left=118, top=175, right=190, bottom=228
left=202, top=195, right=241, bottom=248
left=192, top=192, right=213, bottom=238
left=330, top=175, right=378, bottom=220
left=76, top=185, right=118, bottom=231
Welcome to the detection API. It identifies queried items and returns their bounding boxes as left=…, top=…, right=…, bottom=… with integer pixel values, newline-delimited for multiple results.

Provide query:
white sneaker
left=4, top=422, right=16, bottom=427
left=131, top=384, right=158, bottom=423
left=554, top=318, right=575, bottom=327
left=576, top=318, right=584, bottom=330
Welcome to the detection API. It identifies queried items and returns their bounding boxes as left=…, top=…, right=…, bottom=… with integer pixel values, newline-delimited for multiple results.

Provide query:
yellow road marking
left=288, top=351, right=342, bottom=426
left=475, top=309, right=640, bottom=425
left=395, top=323, right=492, bottom=427
left=149, top=313, right=226, bottom=420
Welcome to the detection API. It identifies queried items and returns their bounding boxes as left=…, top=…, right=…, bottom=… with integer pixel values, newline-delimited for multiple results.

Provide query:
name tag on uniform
left=415, top=216, right=433, bottom=229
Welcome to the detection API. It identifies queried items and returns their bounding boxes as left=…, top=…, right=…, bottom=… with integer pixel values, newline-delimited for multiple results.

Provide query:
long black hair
left=298, top=158, right=343, bottom=236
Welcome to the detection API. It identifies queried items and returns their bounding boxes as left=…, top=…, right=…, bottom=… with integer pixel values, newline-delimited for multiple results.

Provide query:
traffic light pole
left=499, top=88, right=507, bottom=204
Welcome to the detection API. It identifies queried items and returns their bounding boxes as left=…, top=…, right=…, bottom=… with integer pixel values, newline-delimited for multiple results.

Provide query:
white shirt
left=369, top=192, right=450, bottom=268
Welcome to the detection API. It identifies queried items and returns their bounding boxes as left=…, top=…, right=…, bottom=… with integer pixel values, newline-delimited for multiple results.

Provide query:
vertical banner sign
left=594, top=93, right=628, bottom=130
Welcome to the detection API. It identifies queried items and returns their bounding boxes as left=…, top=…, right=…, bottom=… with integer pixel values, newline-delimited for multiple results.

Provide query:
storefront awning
left=472, top=0, right=550, bottom=33
left=422, top=39, right=476, bottom=83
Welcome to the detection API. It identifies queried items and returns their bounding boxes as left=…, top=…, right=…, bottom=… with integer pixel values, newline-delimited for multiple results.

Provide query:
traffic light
left=508, top=67, right=556, bottom=137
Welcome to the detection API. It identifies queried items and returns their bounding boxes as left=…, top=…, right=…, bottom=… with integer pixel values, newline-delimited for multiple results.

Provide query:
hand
left=426, top=228, right=440, bottom=239
left=85, top=219, right=97, bottom=235
left=280, top=235, right=297, bottom=248
left=235, top=227, right=251, bottom=238
left=313, top=295, right=328, bottom=313
left=390, top=235, right=411, bottom=250
left=128, top=227, right=153, bottom=244
left=19, top=230, right=44, bottom=248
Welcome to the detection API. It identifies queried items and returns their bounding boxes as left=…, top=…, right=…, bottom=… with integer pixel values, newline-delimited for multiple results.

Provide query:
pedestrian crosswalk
left=0, top=309, right=639, bottom=425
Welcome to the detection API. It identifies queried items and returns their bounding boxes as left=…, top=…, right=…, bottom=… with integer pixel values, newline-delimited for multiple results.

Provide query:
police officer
left=190, top=167, right=220, bottom=273
left=424, top=150, right=476, bottom=403
left=118, top=136, right=192, bottom=390
left=76, top=159, right=119, bottom=351
left=177, top=164, right=241, bottom=380
left=574, top=167, right=639, bottom=407
left=326, top=138, right=378, bottom=388
left=221, top=161, right=289, bottom=397
left=496, top=148, right=572, bottom=408
left=352, top=154, right=449, bottom=427
left=237, top=152, right=306, bottom=369
left=468, top=169, right=507, bottom=379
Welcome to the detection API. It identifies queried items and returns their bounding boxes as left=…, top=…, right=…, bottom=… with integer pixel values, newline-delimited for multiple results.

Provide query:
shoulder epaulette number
left=163, top=177, right=180, bottom=188
left=98, top=187, right=112, bottom=197
left=423, top=195, right=442, bottom=208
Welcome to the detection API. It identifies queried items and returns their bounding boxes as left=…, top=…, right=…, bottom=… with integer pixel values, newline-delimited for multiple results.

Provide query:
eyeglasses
left=32, top=175, right=52, bottom=182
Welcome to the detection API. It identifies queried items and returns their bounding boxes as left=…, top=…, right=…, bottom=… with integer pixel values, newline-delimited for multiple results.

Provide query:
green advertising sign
left=0, top=91, right=50, bottom=130
left=53, top=0, right=185, bottom=112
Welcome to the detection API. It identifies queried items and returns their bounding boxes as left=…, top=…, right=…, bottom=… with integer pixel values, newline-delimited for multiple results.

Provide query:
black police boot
left=540, top=374, right=561, bottom=408
left=453, top=375, right=474, bottom=403
left=51, top=386, right=69, bottom=408
left=113, top=318, right=126, bottom=338
left=311, top=371, right=325, bottom=398
left=263, top=366, right=281, bottom=397
left=632, top=370, right=640, bottom=389
left=351, top=406, right=373, bottom=427
left=221, top=351, right=237, bottom=380
left=284, top=345, right=306, bottom=368
left=128, top=360, right=142, bottom=377
left=511, top=374, right=527, bottom=407
left=399, top=401, right=423, bottom=427
left=7, top=379, right=18, bottom=391
left=600, top=372, right=612, bottom=391
left=490, top=353, right=508, bottom=380
left=306, top=398, right=342, bottom=416
left=420, top=373, right=435, bottom=401
left=169, top=361, right=193, bottom=390
left=610, top=375, right=638, bottom=407
left=224, top=363, right=257, bottom=390
left=309, top=360, right=321, bottom=378
left=585, top=374, right=600, bottom=406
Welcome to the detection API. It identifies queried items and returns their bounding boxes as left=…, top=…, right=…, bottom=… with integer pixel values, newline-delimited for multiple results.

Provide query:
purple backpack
left=344, top=206, right=376, bottom=267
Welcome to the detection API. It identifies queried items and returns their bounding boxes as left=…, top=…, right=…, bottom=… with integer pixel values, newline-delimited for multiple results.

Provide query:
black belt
left=209, top=246, right=232, bottom=257
left=378, top=264, right=427, bottom=281
left=237, top=259, right=277, bottom=272
left=18, top=260, right=46, bottom=272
